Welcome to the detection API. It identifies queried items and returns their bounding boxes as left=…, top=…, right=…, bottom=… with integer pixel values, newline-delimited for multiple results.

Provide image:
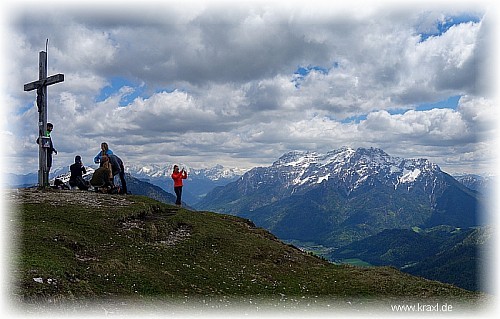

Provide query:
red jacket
left=171, top=171, right=187, bottom=187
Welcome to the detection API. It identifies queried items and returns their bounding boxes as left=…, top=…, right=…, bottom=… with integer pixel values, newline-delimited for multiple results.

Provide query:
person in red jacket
left=171, top=165, right=188, bottom=206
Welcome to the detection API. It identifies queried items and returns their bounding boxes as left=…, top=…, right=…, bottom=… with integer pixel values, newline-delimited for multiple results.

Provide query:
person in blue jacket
left=94, top=142, right=113, bottom=165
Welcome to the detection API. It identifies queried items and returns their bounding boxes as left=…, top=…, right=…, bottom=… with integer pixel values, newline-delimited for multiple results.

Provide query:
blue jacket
left=94, top=149, right=114, bottom=164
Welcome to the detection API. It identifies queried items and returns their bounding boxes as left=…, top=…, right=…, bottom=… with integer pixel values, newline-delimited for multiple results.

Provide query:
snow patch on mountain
left=317, top=173, right=330, bottom=184
left=399, top=168, right=422, bottom=184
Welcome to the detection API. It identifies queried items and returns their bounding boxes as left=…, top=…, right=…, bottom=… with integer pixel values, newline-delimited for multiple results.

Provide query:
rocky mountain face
left=195, top=147, right=481, bottom=247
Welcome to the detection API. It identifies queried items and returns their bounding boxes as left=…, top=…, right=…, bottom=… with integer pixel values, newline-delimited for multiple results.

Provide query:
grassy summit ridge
left=10, top=189, right=481, bottom=310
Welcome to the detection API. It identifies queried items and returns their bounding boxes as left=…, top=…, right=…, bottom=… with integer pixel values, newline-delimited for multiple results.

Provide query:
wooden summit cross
left=24, top=49, right=64, bottom=187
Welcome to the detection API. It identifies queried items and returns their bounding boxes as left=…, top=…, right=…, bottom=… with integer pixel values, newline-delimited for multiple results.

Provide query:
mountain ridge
left=126, top=163, right=246, bottom=182
left=195, top=147, right=481, bottom=245
left=5, top=156, right=491, bottom=198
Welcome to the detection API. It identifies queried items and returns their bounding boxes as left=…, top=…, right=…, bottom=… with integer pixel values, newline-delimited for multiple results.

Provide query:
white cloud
left=362, top=109, right=469, bottom=141
left=2, top=0, right=497, bottom=176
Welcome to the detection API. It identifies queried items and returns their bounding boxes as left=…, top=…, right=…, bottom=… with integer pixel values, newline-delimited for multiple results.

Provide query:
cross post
left=24, top=51, right=64, bottom=187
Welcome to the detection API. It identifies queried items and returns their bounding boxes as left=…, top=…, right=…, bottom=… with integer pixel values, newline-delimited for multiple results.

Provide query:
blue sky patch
left=341, top=114, right=368, bottom=124
left=419, top=14, right=481, bottom=42
left=293, top=63, right=337, bottom=88
left=294, top=65, right=329, bottom=77
left=96, top=77, right=147, bottom=106
left=19, top=102, right=34, bottom=115
left=415, top=95, right=461, bottom=111
left=339, top=95, right=461, bottom=124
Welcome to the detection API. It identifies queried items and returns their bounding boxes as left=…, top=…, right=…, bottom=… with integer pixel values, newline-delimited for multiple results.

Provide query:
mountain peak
left=264, top=147, right=442, bottom=192
left=273, top=150, right=320, bottom=167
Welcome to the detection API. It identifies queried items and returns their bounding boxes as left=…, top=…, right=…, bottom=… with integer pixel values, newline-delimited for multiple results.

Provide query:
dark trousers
left=47, top=152, right=53, bottom=170
left=174, top=186, right=183, bottom=205
left=119, top=171, right=127, bottom=194
left=69, top=176, right=89, bottom=190
left=111, top=163, right=128, bottom=194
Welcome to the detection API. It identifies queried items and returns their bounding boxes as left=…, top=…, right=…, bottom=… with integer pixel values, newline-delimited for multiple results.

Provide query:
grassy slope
left=9, top=189, right=483, bottom=310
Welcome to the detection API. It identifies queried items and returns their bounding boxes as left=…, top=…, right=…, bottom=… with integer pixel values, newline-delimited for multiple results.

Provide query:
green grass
left=341, top=259, right=373, bottom=267
left=9, top=189, right=484, bottom=308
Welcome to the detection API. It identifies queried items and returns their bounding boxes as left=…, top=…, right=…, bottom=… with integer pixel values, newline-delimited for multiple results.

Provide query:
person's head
left=101, top=142, right=109, bottom=151
left=47, top=123, right=53, bottom=131
left=75, top=155, right=82, bottom=163
left=173, top=165, right=179, bottom=172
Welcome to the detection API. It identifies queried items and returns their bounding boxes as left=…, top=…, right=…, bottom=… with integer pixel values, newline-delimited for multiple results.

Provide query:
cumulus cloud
left=2, top=0, right=497, bottom=175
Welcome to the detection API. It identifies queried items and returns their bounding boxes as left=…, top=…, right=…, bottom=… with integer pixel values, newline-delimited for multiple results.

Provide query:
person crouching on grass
left=171, top=165, right=188, bottom=206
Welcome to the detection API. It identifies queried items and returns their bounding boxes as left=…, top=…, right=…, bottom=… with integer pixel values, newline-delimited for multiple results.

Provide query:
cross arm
left=24, top=74, right=64, bottom=91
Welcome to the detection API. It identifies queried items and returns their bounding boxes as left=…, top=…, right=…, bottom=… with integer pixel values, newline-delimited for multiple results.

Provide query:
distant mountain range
left=454, top=174, right=494, bottom=192
left=5, top=157, right=491, bottom=203
left=195, top=147, right=483, bottom=246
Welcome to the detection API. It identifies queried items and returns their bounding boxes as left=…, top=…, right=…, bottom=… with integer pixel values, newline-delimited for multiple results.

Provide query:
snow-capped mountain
left=125, top=163, right=245, bottom=204
left=196, top=147, right=481, bottom=247
left=126, top=163, right=246, bottom=182
left=190, top=164, right=248, bottom=181
left=204, top=147, right=446, bottom=208
left=251, top=147, right=442, bottom=195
